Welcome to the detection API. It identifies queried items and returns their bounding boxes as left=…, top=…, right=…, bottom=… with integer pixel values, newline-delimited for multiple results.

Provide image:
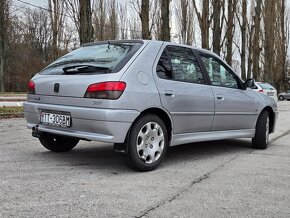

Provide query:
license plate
left=40, top=111, right=71, bottom=127
left=267, top=92, right=274, bottom=96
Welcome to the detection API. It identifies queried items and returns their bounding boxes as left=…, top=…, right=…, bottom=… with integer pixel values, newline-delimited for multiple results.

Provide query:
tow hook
left=32, top=125, right=41, bottom=138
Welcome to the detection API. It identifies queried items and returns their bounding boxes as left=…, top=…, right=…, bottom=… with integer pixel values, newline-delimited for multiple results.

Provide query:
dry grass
left=0, top=106, right=24, bottom=119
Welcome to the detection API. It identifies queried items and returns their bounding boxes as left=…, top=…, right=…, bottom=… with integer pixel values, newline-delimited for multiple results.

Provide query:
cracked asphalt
left=1, top=102, right=290, bottom=217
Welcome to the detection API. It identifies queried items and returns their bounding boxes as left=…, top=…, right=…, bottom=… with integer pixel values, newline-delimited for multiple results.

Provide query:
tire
left=39, top=133, right=79, bottom=152
left=278, top=95, right=284, bottom=101
left=252, top=111, right=269, bottom=149
left=122, top=114, right=169, bottom=172
left=287, top=99, right=290, bottom=101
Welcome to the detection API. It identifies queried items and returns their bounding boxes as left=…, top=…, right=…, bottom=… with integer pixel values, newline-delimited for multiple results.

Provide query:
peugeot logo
left=54, top=83, right=60, bottom=93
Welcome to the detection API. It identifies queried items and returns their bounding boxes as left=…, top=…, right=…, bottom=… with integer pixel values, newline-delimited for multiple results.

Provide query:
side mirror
left=244, top=78, right=255, bottom=89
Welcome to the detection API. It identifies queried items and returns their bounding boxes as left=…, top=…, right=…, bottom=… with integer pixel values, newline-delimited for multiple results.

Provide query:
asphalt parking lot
left=1, top=102, right=290, bottom=217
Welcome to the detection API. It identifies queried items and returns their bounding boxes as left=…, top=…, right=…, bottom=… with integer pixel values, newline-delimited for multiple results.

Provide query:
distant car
left=251, top=82, right=278, bottom=102
left=24, top=40, right=278, bottom=171
left=278, top=89, right=290, bottom=101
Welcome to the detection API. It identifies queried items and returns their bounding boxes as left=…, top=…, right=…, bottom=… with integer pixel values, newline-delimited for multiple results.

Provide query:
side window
left=200, top=54, right=239, bottom=89
left=156, top=50, right=173, bottom=80
left=156, top=46, right=205, bottom=84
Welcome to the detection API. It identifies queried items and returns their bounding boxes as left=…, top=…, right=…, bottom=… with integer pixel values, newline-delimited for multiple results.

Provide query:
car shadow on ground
left=33, top=138, right=253, bottom=172
left=165, top=138, right=252, bottom=163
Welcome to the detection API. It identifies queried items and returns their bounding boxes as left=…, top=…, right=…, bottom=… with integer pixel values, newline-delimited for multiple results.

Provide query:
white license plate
left=40, top=112, right=71, bottom=127
left=267, top=92, right=274, bottom=96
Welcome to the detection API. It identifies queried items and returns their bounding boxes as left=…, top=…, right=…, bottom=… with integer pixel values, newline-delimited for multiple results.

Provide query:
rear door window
left=157, top=46, right=205, bottom=84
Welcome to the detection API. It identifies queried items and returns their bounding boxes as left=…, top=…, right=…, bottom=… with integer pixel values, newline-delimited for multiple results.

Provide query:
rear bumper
left=24, top=102, right=140, bottom=143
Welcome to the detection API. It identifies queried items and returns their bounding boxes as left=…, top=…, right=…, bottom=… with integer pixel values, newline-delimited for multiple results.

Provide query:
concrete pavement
left=0, top=102, right=290, bottom=217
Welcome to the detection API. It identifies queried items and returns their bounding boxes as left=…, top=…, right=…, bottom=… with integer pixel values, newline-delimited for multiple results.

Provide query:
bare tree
left=79, top=0, right=93, bottom=44
left=48, top=0, right=65, bottom=60
left=271, top=0, right=288, bottom=91
left=192, top=0, right=210, bottom=49
left=279, top=0, right=288, bottom=90
left=140, top=0, right=151, bottom=39
left=160, top=0, right=170, bottom=41
left=0, top=0, right=9, bottom=91
left=175, top=0, right=194, bottom=45
left=93, top=0, right=106, bottom=41
left=251, top=0, right=262, bottom=80
left=225, top=0, right=237, bottom=66
left=65, top=0, right=80, bottom=39
left=118, top=2, right=128, bottom=39
left=106, top=0, right=118, bottom=39
left=241, top=0, right=247, bottom=80
left=264, top=0, right=276, bottom=84
left=212, top=0, right=223, bottom=55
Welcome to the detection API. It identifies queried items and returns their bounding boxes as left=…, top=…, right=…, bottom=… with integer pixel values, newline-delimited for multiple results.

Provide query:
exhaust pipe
left=32, top=125, right=41, bottom=138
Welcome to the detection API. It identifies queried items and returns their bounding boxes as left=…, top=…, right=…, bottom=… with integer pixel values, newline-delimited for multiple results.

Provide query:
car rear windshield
left=40, top=42, right=143, bottom=75
left=258, top=83, right=275, bottom=90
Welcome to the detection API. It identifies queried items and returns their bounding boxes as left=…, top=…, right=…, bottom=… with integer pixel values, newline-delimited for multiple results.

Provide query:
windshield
left=258, top=83, right=275, bottom=90
left=40, top=42, right=142, bottom=75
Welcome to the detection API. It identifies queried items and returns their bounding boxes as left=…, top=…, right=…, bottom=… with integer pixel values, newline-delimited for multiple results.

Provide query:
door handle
left=165, top=90, right=174, bottom=96
left=216, top=95, right=224, bottom=103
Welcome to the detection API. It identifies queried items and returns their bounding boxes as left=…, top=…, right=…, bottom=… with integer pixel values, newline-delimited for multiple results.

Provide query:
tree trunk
left=160, top=0, right=170, bottom=41
left=252, top=0, right=262, bottom=80
left=48, top=0, right=58, bottom=60
left=79, top=0, right=93, bottom=44
left=0, top=0, right=8, bottom=92
left=212, top=0, right=222, bottom=55
left=140, top=0, right=151, bottom=39
left=264, top=0, right=276, bottom=84
left=280, top=0, right=287, bottom=91
left=247, top=23, right=254, bottom=79
left=240, top=0, right=247, bottom=80
left=225, top=0, right=236, bottom=66
left=193, top=0, right=210, bottom=49
left=0, top=33, right=5, bottom=92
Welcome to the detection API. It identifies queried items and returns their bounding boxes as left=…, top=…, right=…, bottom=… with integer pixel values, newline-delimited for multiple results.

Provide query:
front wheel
left=122, top=114, right=169, bottom=172
left=39, top=133, right=79, bottom=152
left=278, top=95, right=284, bottom=101
left=252, top=111, right=269, bottom=149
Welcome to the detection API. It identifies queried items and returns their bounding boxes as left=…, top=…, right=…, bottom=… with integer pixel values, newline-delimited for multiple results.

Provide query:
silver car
left=24, top=40, right=278, bottom=171
left=278, top=89, right=290, bottom=101
left=251, top=82, right=278, bottom=102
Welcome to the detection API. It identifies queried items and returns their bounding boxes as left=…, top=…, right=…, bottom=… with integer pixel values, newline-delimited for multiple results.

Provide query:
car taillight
left=28, top=81, right=35, bottom=94
left=84, top=82, right=126, bottom=99
left=259, top=90, right=264, bottom=93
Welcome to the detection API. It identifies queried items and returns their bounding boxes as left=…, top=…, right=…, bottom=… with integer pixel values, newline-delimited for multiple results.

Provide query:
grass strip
left=0, top=106, right=24, bottom=119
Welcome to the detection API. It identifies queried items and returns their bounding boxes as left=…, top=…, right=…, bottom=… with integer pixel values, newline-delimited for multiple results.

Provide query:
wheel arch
left=138, top=107, right=173, bottom=143
left=259, top=106, right=275, bottom=134
left=114, top=107, right=173, bottom=153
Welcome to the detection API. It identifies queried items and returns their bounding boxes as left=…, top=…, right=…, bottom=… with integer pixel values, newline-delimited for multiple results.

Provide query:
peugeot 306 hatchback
left=24, top=40, right=278, bottom=171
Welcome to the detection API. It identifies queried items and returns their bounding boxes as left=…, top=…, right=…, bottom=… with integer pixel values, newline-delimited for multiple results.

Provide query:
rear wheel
left=278, top=95, right=284, bottom=101
left=252, top=111, right=269, bottom=149
left=122, top=114, right=168, bottom=172
left=39, top=133, right=79, bottom=152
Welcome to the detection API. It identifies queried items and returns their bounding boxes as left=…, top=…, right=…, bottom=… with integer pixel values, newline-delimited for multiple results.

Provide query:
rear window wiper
left=62, top=65, right=111, bottom=74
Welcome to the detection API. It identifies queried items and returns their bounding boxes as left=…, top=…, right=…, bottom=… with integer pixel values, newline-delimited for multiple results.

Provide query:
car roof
left=81, top=39, right=235, bottom=75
